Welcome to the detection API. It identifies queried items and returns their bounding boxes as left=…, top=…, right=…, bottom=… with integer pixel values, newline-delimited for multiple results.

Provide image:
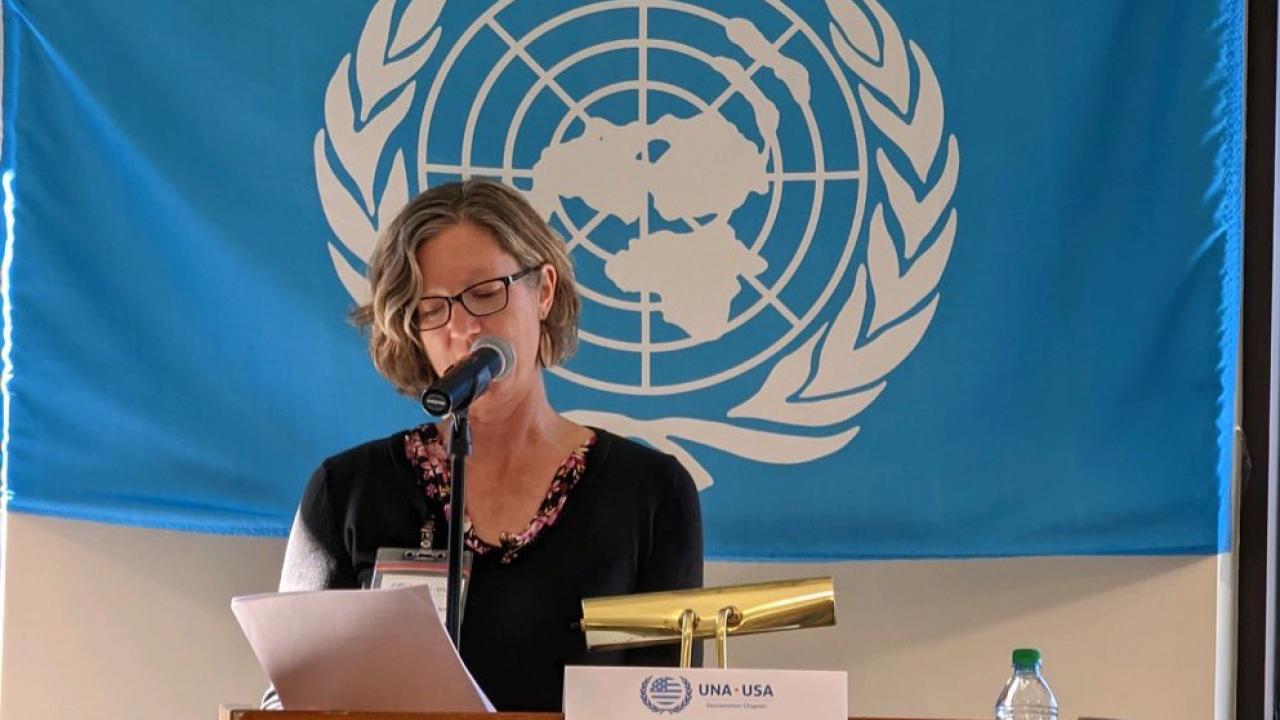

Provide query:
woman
left=277, top=178, right=704, bottom=711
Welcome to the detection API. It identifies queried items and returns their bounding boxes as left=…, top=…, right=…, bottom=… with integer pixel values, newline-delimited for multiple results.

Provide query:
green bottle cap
left=1012, top=648, right=1042, bottom=668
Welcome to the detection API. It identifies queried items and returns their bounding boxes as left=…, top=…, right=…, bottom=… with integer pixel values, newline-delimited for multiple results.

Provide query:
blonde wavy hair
left=351, top=179, right=580, bottom=395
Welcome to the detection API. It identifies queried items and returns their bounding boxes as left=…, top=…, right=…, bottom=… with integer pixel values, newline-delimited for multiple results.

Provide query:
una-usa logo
left=315, top=0, right=959, bottom=490
left=640, top=675, right=694, bottom=714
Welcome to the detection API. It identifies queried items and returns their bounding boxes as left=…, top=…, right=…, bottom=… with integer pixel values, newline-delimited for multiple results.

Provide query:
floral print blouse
left=403, top=424, right=596, bottom=563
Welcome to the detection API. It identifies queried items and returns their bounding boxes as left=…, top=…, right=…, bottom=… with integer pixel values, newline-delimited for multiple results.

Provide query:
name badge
left=563, top=666, right=847, bottom=720
left=370, top=547, right=472, bottom=627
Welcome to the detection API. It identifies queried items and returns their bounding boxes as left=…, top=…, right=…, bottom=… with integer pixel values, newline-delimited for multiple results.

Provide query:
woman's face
left=415, top=221, right=555, bottom=417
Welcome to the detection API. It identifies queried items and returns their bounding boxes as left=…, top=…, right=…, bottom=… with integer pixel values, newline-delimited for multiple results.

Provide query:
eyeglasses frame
left=414, top=265, right=542, bottom=332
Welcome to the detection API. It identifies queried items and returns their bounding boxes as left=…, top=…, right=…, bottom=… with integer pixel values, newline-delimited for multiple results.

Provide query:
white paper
left=564, top=666, right=847, bottom=720
left=231, top=584, right=493, bottom=713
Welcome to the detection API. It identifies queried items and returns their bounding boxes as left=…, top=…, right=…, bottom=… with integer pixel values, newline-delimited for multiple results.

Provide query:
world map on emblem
left=417, top=1, right=868, bottom=395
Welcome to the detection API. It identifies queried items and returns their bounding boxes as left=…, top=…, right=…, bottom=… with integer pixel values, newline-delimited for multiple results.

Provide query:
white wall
left=0, top=512, right=1230, bottom=720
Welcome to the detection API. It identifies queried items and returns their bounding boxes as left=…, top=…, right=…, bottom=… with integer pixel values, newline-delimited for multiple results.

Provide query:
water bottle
left=995, top=648, right=1058, bottom=720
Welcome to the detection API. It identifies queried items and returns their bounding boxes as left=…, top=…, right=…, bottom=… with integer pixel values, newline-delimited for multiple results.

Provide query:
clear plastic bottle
left=995, top=648, right=1058, bottom=720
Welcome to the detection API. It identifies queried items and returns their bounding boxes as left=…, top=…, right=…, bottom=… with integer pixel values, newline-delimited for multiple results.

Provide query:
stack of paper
left=232, top=584, right=493, bottom=712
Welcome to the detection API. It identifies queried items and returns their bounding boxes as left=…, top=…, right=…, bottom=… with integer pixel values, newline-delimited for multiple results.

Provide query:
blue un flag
left=3, top=0, right=1242, bottom=558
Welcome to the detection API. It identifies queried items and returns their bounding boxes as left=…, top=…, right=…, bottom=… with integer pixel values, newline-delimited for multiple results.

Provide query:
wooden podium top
left=220, top=708, right=966, bottom=720
left=221, top=711, right=554, bottom=720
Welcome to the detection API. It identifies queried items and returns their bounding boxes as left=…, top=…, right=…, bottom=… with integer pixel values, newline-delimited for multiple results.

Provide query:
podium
left=221, top=711, right=556, bottom=720
left=220, top=709, right=963, bottom=720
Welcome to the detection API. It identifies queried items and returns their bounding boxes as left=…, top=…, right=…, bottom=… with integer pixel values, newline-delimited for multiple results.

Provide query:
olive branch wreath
left=315, top=0, right=959, bottom=490
left=314, top=0, right=442, bottom=304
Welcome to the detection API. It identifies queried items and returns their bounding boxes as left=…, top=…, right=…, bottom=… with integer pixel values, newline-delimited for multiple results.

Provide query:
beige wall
left=0, top=513, right=278, bottom=719
left=0, top=512, right=1231, bottom=720
left=709, top=557, right=1227, bottom=720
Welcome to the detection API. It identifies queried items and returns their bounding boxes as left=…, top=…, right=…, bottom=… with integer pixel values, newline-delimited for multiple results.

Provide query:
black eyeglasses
left=414, top=266, right=540, bottom=331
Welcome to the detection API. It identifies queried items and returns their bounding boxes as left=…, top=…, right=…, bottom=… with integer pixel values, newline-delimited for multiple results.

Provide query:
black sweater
left=277, top=426, right=704, bottom=712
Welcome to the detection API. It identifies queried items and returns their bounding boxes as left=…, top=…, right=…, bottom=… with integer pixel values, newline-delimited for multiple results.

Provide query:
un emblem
left=640, top=674, right=693, bottom=714
left=316, top=0, right=959, bottom=489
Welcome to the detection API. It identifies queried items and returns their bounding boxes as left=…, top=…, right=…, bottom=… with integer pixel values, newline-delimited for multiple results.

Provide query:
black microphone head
left=420, top=336, right=516, bottom=418
left=471, top=336, right=515, bottom=380
left=421, top=387, right=449, bottom=417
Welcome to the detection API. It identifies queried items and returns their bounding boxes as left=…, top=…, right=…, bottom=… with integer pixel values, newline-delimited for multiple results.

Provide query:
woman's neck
left=454, top=375, right=564, bottom=476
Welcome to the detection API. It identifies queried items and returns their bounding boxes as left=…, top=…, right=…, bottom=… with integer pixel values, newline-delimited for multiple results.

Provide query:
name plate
left=564, top=666, right=847, bottom=719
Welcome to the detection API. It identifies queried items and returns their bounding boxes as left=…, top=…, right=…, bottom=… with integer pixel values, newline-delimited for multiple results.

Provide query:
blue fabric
left=2, top=0, right=1242, bottom=558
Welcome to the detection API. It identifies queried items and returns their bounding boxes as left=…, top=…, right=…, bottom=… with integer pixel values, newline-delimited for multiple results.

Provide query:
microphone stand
left=445, top=410, right=471, bottom=648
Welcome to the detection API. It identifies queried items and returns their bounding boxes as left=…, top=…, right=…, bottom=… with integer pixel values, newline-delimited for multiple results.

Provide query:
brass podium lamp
left=579, top=577, right=836, bottom=668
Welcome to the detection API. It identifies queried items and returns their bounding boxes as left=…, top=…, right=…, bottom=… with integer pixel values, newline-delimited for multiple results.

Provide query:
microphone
left=421, top=336, right=515, bottom=417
